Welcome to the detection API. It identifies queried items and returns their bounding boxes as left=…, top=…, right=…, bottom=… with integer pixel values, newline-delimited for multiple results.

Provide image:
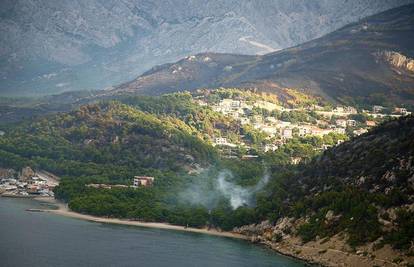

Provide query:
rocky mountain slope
left=236, top=115, right=414, bottom=266
left=1, top=0, right=413, bottom=96
left=116, top=4, right=414, bottom=106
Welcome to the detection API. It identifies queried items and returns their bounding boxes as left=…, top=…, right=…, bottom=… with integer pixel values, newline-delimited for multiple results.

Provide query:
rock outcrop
left=375, top=50, right=414, bottom=73
left=234, top=216, right=414, bottom=267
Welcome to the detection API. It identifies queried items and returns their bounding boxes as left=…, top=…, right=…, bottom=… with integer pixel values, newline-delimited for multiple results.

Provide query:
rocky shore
left=234, top=219, right=414, bottom=267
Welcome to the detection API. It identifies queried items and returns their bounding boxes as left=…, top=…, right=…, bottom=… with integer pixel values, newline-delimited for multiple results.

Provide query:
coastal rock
left=273, top=217, right=294, bottom=237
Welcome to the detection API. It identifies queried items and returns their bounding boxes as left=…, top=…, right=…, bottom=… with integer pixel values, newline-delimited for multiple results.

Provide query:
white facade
left=347, top=120, right=357, bottom=127
left=282, top=128, right=293, bottom=139
left=298, top=127, right=312, bottom=137
left=336, top=119, right=347, bottom=128
left=264, top=144, right=278, bottom=152
left=373, top=105, right=384, bottom=113
left=215, top=137, right=228, bottom=145
left=334, top=128, right=346, bottom=134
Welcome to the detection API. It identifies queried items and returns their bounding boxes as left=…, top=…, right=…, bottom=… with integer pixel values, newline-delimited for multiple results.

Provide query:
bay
left=0, top=198, right=305, bottom=267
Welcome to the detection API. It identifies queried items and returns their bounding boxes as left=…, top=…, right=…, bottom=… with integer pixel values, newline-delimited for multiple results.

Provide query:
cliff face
left=1, top=0, right=413, bottom=96
left=376, top=51, right=414, bottom=73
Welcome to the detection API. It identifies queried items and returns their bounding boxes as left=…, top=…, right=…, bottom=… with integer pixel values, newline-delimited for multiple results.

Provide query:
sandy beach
left=34, top=197, right=247, bottom=240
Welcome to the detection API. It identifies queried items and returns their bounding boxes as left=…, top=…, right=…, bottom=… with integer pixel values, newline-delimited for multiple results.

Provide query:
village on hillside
left=193, top=89, right=412, bottom=160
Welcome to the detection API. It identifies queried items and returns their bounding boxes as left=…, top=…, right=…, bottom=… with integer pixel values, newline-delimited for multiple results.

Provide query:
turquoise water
left=0, top=198, right=305, bottom=267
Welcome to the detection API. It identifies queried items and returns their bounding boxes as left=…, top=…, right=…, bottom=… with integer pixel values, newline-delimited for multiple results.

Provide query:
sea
left=0, top=198, right=305, bottom=267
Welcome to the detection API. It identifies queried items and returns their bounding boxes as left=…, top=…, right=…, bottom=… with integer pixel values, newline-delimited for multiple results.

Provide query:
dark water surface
left=0, top=198, right=305, bottom=267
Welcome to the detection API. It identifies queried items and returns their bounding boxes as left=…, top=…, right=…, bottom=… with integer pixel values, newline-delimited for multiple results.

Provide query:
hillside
left=237, top=115, right=414, bottom=265
left=115, top=4, right=414, bottom=107
left=1, top=90, right=413, bottom=265
left=1, top=0, right=412, bottom=96
left=0, top=101, right=217, bottom=180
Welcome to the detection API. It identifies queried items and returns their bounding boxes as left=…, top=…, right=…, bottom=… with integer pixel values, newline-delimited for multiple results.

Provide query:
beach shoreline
left=26, top=197, right=408, bottom=266
left=33, top=197, right=248, bottom=240
left=30, top=197, right=322, bottom=265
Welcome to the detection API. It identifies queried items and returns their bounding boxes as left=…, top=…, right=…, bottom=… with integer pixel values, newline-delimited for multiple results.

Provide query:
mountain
left=1, top=0, right=413, bottom=96
left=116, top=4, right=414, bottom=107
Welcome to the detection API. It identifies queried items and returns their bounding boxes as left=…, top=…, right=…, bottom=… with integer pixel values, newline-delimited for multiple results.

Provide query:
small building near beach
left=133, top=176, right=155, bottom=187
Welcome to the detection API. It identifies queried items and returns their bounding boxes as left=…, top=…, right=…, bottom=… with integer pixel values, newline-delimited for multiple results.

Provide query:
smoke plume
left=180, top=168, right=270, bottom=209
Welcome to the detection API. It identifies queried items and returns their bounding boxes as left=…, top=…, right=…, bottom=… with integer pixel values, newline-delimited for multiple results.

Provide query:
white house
left=215, top=137, right=228, bottom=145
left=372, top=105, right=384, bottom=113
left=281, top=128, right=293, bottom=139
left=347, top=120, right=357, bottom=127
left=333, top=128, right=346, bottom=134
left=343, top=106, right=357, bottom=114
left=335, top=119, right=347, bottom=128
left=298, top=127, right=312, bottom=137
left=239, top=117, right=250, bottom=125
left=394, top=107, right=408, bottom=115
left=353, top=128, right=368, bottom=136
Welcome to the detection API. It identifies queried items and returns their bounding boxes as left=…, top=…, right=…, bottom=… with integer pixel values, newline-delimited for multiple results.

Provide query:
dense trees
left=0, top=101, right=217, bottom=181
left=120, top=92, right=239, bottom=140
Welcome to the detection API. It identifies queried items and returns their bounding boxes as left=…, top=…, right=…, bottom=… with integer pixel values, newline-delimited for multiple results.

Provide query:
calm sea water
left=0, top=198, right=305, bottom=267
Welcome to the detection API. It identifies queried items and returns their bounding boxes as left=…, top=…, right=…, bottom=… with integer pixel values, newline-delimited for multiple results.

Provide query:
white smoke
left=216, top=170, right=270, bottom=209
left=180, top=168, right=270, bottom=210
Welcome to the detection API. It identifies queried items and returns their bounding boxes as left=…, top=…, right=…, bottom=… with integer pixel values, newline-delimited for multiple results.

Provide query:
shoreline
left=28, top=197, right=316, bottom=265
left=16, top=196, right=389, bottom=266
left=23, top=197, right=414, bottom=266
left=33, top=197, right=248, bottom=240
left=33, top=197, right=319, bottom=265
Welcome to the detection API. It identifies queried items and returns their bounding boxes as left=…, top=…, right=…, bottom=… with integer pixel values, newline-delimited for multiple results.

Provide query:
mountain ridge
left=114, top=4, right=414, bottom=106
left=1, top=0, right=413, bottom=96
